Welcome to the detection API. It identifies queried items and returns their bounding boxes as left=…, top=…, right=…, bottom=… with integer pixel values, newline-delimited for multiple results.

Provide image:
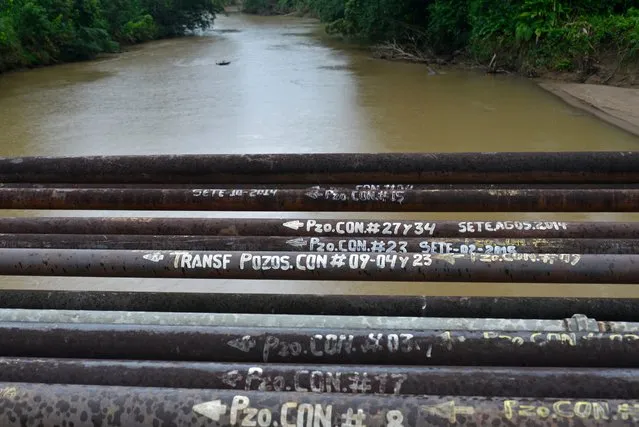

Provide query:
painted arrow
left=226, top=335, right=256, bottom=353
left=286, top=237, right=307, bottom=248
left=193, top=399, right=228, bottom=421
left=282, top=220, right=304, bottom=230
left=305, top=186, right=323, bottom=199
left=421, top=400, right=475, bottom=423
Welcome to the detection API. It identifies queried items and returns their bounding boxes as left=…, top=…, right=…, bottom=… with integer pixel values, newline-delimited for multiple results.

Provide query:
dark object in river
left=216, top=61, right=231, bottom=66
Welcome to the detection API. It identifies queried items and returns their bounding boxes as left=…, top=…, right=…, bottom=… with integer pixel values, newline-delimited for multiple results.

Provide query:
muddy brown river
left=0, top=13, right=638, bottom=298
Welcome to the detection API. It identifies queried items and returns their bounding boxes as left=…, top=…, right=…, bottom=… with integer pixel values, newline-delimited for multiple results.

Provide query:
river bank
left=377, top=47, right=639, bottom=138
left=374, top=50, right=639, bottom=141
left=340, top=30, right=639, bottom=137
left=538, top=82, right=639, bottom=138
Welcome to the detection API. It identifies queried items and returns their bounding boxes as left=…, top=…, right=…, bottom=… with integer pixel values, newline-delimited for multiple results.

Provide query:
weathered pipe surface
left=1, top=358, right=639, bottom=399
left=1, top=217, right=637, bottom=238
left=4, top=291, right=639, bottom=321
left=0, top=152, right=638, bottom=184
left=0, top=322, right=638, bottom=367
left=0, top=248, right=636, bottom=284
left=0, top=383, right=637, bottom=427
left=1, top=186, right=639, bottom=212
left=0, top=308, right=588, bottom=332
left=2, top=233, right=638, bottom=255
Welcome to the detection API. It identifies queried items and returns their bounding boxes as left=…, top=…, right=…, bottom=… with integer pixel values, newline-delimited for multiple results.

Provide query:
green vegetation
left=0, top=0, right=225, bottom=72
left=243, top=0, right=639, bottom=81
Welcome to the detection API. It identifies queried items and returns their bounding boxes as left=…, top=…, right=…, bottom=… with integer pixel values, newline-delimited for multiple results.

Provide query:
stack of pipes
left=0, top=152, right=637, bottom=426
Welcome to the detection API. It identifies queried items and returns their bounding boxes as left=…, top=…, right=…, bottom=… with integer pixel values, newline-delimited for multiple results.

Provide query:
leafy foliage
left=0, top=0, right=224, bottom=72
left=249, top=0, right=639, bottom=76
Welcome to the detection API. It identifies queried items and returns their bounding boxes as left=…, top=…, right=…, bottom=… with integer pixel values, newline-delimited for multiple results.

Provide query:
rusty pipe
left=0, top=233, right=636, bottom=254
left=0, top=186, right=638, bottom=211
left=0, top=322, right=638, bottom=366
left=0, top=248, right=635, bottom=283
left=0, top=151, right=638, bottom=184
left=0, top=358, right=638, bottom=399
left=0, top=383, right=637, bottom=426
left=2, top=216, right=637, bottom=237
left=0, top=217, right=637, bottom=238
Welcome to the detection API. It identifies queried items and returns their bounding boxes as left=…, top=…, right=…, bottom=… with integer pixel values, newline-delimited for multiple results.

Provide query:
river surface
left=0, top=13, right=638, bottom=298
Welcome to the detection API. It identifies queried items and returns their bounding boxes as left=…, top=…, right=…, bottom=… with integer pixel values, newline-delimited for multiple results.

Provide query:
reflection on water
left=0, top=13, right=638, bottom=297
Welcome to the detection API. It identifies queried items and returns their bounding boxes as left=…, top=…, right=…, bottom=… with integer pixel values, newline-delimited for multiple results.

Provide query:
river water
left=0, top=13, right=638, bottom=298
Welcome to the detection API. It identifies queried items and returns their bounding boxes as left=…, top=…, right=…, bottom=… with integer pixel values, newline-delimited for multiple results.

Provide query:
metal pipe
left=1, top=217, right=636, bottom=238
left=1, top=233, right=638, bottom=254
left=0, top=308, right=599, bottom=331
left=4, top=182, right=636, bottom=189
left=0, top=248, right=635, bottom=284
left=1, top=186, right=639, bottom=211
left=0, top=383, right=636, bottom=426
left=0, top=152, right=638, bottom=184
left=3, top=291, right=639, bottom=320
left=0, top=322, right=637, bottom=366
left=1, top=358, right=638, bottom=399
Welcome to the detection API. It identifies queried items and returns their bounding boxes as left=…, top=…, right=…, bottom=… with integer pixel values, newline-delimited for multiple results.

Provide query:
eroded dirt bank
left=539, top=82, right=639, bottom=138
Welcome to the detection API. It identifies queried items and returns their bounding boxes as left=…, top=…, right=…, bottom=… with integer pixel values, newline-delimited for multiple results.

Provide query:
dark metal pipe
left=0, top=152, right=638, bottom=184
left=5, top=182, right=637, bottom=189
left=1, top=233, right=637, bottom=254
left=0, top=322, right=638, bottom=367
left=3, top=217, right=637, bottom=238
left=3, top=291, right=639, bottom=320
left=0, top=383, right=636, bottom=426
left=0, top=248, right=635, bottom=283
left=1, top=186, right=639, bottom=211
left=1, top=358, right=638, bottom=399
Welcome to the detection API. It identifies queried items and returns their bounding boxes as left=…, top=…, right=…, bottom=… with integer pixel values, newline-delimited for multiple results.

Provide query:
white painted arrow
left=142, top=252, right=164, bottom=263
left=221, top=369, right=243, bottom=387
left=286, top=237, right=307, bottom=248
left=283, top=220, right=304, bottom=230
left=227, top=335, right=256, bottom=352
left=421, top=400, right=475, bottom=424
left=305, top=186, right=323, bottom=199
left=193, top=400, right=228, bottom=421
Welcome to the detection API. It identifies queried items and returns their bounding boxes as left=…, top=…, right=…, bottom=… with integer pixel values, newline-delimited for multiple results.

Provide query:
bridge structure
left=0, top=152, right=638, bottom=426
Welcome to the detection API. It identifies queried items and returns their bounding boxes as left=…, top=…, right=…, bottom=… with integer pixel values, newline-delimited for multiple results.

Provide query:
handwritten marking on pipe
left=226, top=333, right=423, bottom=363
left=283, top=220, right=305, bottom=230
left=223, top=330, right=639, bottom=363
left=171, top=252, right=435, bottom=272
left=193, top=399, right=228, bottom=421
left=192, top=189, right=279, bottom=198
left=224, top=367, right=410, bottom=395
left=142, top=252, right=164, bottom=262
left=286, top=238, right=307, bottom=248
left=299, top=238, right=519, bottom=255
left=227, top=335, right=256, bottom=353
left=458, top=221, right=568, bottom=233
left=421, top=401, right=475, bottom=423
left=502, top=399, right=639, bottom=421
left=469, top=253, right=581, bottom=266
left=295, top=220, right=436, bottom=236
left=217, top=395, right=335, bottom=427
left=303, top=186, right=408, bottom=204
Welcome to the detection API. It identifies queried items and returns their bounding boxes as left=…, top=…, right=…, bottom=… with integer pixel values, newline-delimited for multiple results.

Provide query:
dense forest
left=243, top=0, right=638, bottom=81
left=0, top=0, right=224, bottom=72
left=2, top=0, right=637, bottom=81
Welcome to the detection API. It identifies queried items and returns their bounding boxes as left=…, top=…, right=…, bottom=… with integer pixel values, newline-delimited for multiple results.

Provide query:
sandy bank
left=539, top=82, right=639, bottom=138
